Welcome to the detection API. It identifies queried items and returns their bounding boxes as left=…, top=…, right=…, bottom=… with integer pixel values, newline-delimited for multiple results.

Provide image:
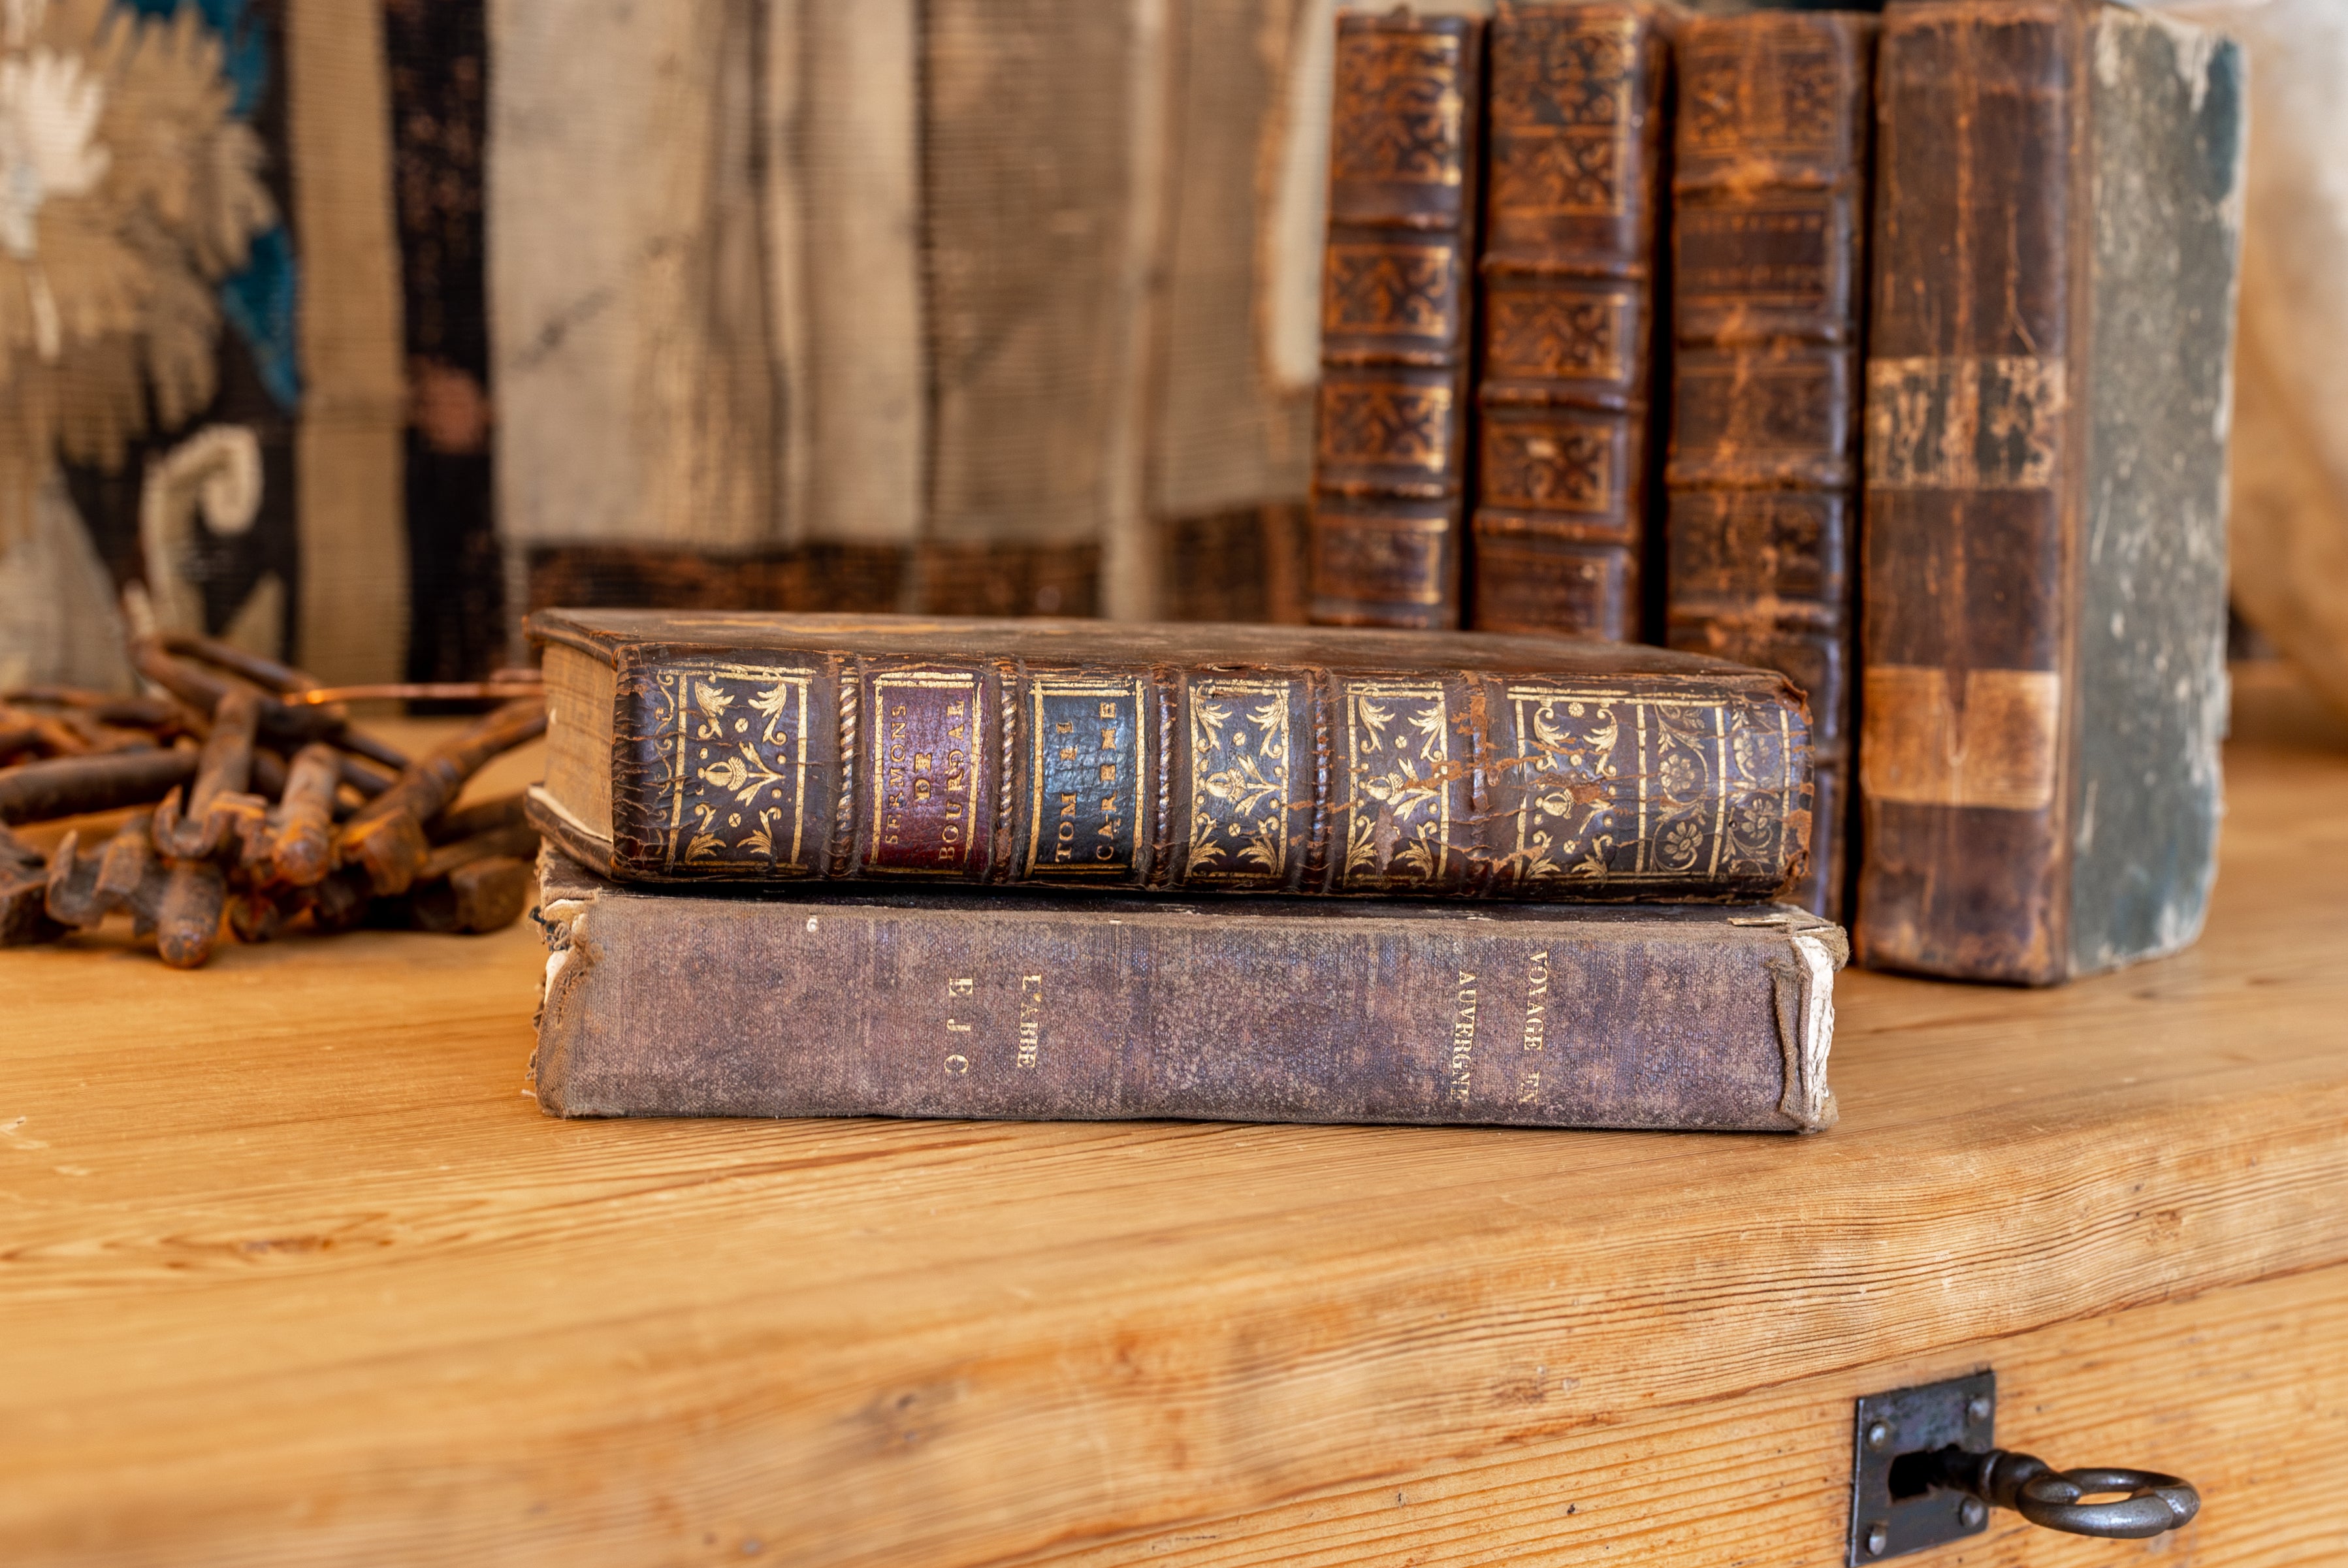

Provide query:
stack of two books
left=525, top=611, right=1846, bottom=1134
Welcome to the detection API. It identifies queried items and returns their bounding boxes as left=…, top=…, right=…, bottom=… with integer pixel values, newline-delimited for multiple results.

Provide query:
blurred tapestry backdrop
left=2, top=0, right=2344, bottom=720
left=487, top=0, right=1359, bottom=637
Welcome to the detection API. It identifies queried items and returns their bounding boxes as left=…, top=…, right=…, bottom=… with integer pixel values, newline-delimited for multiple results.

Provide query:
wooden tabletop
left=5, top=670, right=2346, bottom=1567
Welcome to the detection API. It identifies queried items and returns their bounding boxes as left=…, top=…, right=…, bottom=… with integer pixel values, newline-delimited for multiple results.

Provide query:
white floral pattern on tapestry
left=0, top=0, right=274, bottom=545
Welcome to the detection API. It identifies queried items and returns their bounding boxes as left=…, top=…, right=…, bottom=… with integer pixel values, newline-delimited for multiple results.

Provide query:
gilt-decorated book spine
left=1307, top=10, right=1485, bottom=630
left=1470, top=1, right=1675, bottom=641
left=540, top=641, right=1814, bottom=904
left=535, top=851, right=1846, bottom=1132
left=1664, top=12, right=1873, bottom=920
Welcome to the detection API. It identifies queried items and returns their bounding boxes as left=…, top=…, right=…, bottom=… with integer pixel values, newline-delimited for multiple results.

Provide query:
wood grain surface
left=2, top=673, right=2344, bottom=1566
left=1039, top=1258, right=2348, bottom=1566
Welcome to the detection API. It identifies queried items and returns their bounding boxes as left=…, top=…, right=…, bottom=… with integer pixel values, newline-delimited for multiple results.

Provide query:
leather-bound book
left=535, top=850, right=1846, bottom=1132
left=1664, top=11, right=1874, bottom=919
left=1308, top=10, right=1484, bottom=630
left=1470, top=1, right=1676, bottom=641
left=1857, top=1, right=2245, bottom=984
left=528, top=609, right=1814, bottom=903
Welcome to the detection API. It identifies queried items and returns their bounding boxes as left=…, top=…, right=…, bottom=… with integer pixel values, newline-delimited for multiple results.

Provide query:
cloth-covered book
left=532, top=849, right=1844, bottom=1132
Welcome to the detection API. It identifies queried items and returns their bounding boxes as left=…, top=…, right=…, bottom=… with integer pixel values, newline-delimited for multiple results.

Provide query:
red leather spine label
left=865, top=669, right=990, bottom=876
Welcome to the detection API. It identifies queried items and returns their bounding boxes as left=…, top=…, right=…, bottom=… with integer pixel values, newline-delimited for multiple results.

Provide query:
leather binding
left=535, top=849, right=1846, bottom=1132
left=1470, top=1, right=1675, bottom=641
left=1664, top=11, right=1874, bottom=919
left=1857, top=1, right=2244, bottom=983
left=1308, top=10, right=1485, bottom=630
left=527, top=608, right=1815, bottom=904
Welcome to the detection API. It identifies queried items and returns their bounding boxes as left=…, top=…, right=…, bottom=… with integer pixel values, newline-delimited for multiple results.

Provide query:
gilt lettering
left=1449, top=970, right=1479, bottom=1102
left=1522, top=948, right=1549, bottom=1053
left=869, top=675, right=983, bottom=873
left=1017, top=974, right=1044, bottom=1068
left=1029, top=679, right=1143, bottom=876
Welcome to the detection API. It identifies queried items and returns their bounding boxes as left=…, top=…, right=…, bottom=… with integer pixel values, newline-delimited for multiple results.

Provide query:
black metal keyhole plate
left=1848, top=1371, right=1997, bottom=1563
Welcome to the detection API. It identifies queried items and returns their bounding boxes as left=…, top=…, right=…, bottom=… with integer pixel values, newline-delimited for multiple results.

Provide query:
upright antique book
left=534, top=850, right=1845, bottom=1132
left=526, top=609, right=1814, bottom=902
left=1664, top=10, right=1874, bottom=918
left=1308, top=10, right=1485, bottom=630
left=1857, top=0, right=2245, bottom=983
left=1471, top=1, right=1677, bottom=641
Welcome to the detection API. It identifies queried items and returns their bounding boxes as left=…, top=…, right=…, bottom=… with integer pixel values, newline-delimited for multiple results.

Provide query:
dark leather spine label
left=1472, top=3, right=1671, bottom=640
left=1466, top=537, right=1637, bottom=645
left=1309, top=13, right=1483, bottom=630
left=1023, top=673, right=1149, bottom=880
left=865, top=667, right=991, bottom=878
left=1675, top=200, right=1842, bottom=324
left=1665, top=10, right=1873, bottom=920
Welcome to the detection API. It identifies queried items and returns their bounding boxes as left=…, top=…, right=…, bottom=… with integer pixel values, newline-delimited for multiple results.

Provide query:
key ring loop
left=2016, top=1467, right=2200, bottom=1539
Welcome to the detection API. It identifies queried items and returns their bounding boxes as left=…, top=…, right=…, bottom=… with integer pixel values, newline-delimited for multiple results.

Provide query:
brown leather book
left=534, top=850, right=1845, bottom=1131
left=527, top=609, right=1814, bottom=902
left=1857, top=1, right=2244, bottom=983
left=1470, top=1, right=1676, bottom=641
left=1308, top=10, right=1485, bottom=630
left=1664, top=12, right=1874, bottom=920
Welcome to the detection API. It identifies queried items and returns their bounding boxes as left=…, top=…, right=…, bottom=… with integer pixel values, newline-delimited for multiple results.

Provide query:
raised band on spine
left=1302, top=664, right=1336, bottom=894
left=829, top=656, right=859, bottom=878
left=992, top=660, right=1020, bottom=882
left=1148, top=664, right=1177, bottom=888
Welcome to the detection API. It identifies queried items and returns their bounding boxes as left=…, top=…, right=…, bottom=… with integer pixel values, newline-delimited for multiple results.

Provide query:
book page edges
left=1771, top=921, right=1846, bottom=1131
left=541, top=641, right=617, bottom=847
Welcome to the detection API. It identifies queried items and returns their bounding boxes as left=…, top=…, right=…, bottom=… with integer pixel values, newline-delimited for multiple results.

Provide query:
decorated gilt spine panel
left=1308, top=11, right=1485, bottom=630
left=1471, top=1, right=1674, bottom=641
left=1664, top=11, right=1874, bottom=920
